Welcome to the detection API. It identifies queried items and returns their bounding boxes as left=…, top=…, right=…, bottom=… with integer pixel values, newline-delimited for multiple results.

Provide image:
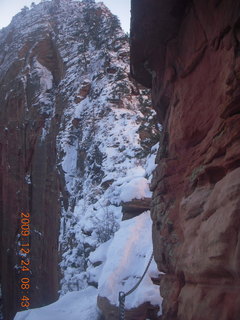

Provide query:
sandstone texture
left=131, top=0, right=240, bottom=319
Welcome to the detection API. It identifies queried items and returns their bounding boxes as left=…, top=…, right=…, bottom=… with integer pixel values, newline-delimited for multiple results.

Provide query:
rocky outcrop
left=121, top=198, right=151, bottom=220
left=131, top=0, right=240, bottom=319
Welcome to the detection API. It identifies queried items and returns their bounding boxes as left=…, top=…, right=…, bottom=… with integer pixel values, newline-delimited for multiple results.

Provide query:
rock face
left=121, top=198, right=151, bottom=220
left=98, top=296, right=160, bottom=320
left=0, top=1, right=159, bottom=319
left=131, top=0, right=240, bottom=319
left=0, top=4, right=63, bottom=319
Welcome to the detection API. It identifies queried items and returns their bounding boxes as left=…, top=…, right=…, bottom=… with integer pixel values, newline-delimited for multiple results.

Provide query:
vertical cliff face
left=0, top=1, right=160, bottom=319
left=0, top=3, right=62, bottom=319
left=131, top=0, right=240, bottom=319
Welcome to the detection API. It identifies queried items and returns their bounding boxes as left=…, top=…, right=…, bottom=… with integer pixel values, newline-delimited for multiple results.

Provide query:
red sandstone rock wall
left=0, top=30, right=62, bottom=320
left=131, top=0, right=240, bottom=319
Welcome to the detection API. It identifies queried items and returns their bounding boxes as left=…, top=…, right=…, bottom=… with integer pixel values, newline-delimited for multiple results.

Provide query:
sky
left=0, top=0, right=130, bottom=32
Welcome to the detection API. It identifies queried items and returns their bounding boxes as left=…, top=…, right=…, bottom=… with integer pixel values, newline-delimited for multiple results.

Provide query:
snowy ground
left=14, top=212, right=162, bottom=320
left=14, top=287, right=101, bottom=320
left=97, top=211, right=162, bottom=311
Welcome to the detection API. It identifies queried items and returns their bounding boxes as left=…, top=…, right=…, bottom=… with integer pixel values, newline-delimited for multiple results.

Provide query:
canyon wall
left=0, top=1, right=159, bottom=319
left=131, top=0, right=240, bottom=319
left=0, top=9, right=62, bottom=320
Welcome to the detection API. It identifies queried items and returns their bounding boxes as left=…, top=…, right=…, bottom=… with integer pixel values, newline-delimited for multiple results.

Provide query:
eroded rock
left=131, top=0, right=240, bottom=319
left=121, top=198, right=151, bottom=220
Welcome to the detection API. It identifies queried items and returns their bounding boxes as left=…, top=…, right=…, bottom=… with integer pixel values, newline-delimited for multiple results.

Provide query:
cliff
left=0, top=1, right=160, bottom=319
left=131, top=0, right=240, bottom=319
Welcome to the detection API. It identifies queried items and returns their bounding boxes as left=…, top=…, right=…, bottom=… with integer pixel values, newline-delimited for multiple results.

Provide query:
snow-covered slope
left=50, top=0, right=160, bottom=297
left=14, top=287, right=101, bottom=320
left=97, top=212, right=162, bottom=310
left=14, top=213, right=162, bottom=320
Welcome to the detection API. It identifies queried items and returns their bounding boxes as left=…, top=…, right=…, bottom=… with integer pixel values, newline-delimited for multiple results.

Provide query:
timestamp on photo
left=19, top=212, right=31, bottom=310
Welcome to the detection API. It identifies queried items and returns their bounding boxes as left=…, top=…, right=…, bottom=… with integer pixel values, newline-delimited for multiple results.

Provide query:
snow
left=98, top=211, right=162, bottom=311
left=25, top=174, right=31, bottom=185
left=89, top=239, right=111, bottom=264
left=119, top=177, right=152, bottom=203
left=145, top=143, right=159, bottom=177
left=14, top=287, right=101, bottom=320
left=14, top=213, right=162, bottom=320
left=56, top=4, right=160, bottom=292
left=33, top=59, right=53, bottom=92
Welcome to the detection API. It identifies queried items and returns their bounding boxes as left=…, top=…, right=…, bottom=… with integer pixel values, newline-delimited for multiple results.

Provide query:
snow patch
left=14, top=287, right=101, bottom=320
left=98, top=211, right=162, bottom=311
left=33, top=59, right=53, bottom=92
left=119, top=177, right=151, bottom=203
